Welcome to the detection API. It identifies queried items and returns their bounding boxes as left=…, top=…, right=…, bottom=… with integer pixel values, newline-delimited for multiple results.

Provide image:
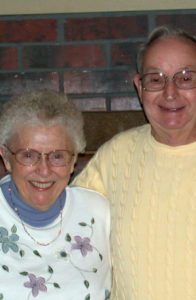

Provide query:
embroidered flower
left=0, top=226, right=19, bottom=253
left=24, top=273, right=47, bottom=297
left=56, top=248, right=70, bottom=262
left=71, top=236, right=93, bottom=256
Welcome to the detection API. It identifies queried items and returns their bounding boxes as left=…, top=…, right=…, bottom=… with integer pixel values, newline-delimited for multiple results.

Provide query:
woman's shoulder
left=66, top=186, right=109, bottom=207
left=66, top=186, right=110, bottom=222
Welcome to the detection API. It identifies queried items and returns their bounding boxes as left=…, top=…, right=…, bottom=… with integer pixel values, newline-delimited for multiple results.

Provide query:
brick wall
left=0, top=10, right=195, bottom=151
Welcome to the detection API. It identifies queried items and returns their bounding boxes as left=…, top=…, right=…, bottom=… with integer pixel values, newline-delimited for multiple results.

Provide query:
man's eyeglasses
left=140, top=70, right=196, bottom=92
left=4, top=145, right=75, bottom=167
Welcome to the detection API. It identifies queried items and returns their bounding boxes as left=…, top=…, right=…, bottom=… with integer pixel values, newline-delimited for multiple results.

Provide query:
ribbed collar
left=1, top=178, right=66, bottom=227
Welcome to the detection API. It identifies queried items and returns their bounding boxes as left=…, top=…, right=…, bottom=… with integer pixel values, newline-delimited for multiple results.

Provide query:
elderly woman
left=0, top=90, right=111, bottom=300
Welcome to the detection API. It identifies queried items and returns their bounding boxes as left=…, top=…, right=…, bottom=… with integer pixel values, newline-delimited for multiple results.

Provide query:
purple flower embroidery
left=72, top=236, right=93, bottom=256
left=24, top=273, right=47, bottom=297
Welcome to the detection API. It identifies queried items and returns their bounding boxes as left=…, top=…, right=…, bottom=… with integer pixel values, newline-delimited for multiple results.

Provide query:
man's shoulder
left=106, top=124, right=150, bottom=146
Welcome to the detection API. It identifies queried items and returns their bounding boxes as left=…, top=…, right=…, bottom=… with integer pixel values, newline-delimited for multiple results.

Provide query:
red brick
left=65, top=15, right=148, bottom=41
left=112, top=42, right=141, bottom=67
left=0, top=19, right=57, bottom=43
left=72, top=97, right=106, bottom=112
left=156, top=15, right=196, bottom=35
left=0, top=47, right=18, bottom=70
left=64, top=70, right=134, bottom=94
left=23, top=44, right=106, bottom=68
left=0, top=72, right=59, bottom=96
left=111, top=96, right=142, bottom=111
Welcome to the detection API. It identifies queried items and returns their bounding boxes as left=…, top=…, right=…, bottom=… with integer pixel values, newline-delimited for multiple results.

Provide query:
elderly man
left=73, top=26, right=196, bottom=300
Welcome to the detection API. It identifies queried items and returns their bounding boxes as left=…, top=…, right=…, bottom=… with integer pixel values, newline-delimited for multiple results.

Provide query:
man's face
left=134, top=37, right=196, bottom=144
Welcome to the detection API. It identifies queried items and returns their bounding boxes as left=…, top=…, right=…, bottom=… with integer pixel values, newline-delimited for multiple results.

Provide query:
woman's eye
left=52, top=153, right=64, bottom=160
left=23, top=151, right=32, bottom=158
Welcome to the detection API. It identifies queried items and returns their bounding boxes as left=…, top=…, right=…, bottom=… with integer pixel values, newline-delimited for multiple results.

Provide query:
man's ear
left=133, top=73, right=143, bottom=102
left=0, top=147, right=12, bottom=173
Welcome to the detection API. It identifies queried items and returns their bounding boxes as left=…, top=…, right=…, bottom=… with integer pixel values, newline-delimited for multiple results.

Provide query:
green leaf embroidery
left=84, top=280, right=89, bottom=288
left=91, top=218, right=95, bottom=224
left=53, top=282, right=60, bottom=288
left=33, top=250, right=41, bottom=257
left=11, top=225, right=17, bottom=233
left=19, top=250, right=25, bottom=257
left=79, top=222, right=87, bottom=226
left=0, top=293, right=3, bottom=299
left=20, top=271, right=28, bottom=276
left=85, top=294, right=90, bottom=300
left=2, top=265, right=9, bottom=272
left=48, top=266, right=53, bottom=274
left=99, top=253, right=103, bottom=261
left=65, top=234, right=71, bottom=242
left=92, top=268, right=97, bottom=273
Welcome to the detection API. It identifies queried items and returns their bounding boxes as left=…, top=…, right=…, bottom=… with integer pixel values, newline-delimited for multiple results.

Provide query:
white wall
left=0, top=0, right=195, bottom=15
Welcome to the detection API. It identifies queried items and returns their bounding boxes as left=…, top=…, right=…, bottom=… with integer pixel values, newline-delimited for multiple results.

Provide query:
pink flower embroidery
left=24, top=273, right=47, bottom=297
left=72, top=236, right=93, bottom=256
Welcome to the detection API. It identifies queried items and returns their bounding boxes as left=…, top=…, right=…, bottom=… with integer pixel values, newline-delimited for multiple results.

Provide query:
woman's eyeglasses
left=4, top=145, right=75, bottom=167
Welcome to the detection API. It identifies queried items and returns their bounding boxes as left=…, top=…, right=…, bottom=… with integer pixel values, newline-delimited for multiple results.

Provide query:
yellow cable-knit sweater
left=73, top=124, right=196, bottom=300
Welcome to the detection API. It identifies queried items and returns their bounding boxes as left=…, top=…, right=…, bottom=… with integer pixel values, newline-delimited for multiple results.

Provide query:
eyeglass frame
left=3, top=145, right=75, bottom=167
left=140, top=69, right=196, bottom=92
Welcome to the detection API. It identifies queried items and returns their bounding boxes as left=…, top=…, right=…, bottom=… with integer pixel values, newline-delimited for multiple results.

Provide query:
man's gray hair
left=137, top=25, right=196, bottom=73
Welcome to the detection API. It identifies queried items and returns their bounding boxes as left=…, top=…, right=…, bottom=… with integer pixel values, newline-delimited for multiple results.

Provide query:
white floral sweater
left=0, top=177, right=111, bottom=300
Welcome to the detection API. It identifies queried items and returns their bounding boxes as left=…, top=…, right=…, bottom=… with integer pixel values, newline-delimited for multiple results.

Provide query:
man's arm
left=71, top=145, right=107, bottom=196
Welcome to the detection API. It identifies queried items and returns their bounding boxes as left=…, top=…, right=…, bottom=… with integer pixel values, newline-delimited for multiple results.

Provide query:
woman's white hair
left=0, top=89, right=86, bottom=154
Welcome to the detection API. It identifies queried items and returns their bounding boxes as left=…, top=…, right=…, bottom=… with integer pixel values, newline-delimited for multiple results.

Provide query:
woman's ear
left=0, top=146, right=12, bottom=173
left=133, top=73, right=143, bottom=102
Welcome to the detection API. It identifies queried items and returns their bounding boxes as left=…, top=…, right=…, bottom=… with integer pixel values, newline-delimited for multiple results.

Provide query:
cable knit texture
left=73, top=124, right=196, bottom=300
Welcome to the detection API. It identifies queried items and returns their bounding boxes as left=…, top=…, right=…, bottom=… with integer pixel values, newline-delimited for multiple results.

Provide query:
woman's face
left=1, top=125, right=76, bottom=211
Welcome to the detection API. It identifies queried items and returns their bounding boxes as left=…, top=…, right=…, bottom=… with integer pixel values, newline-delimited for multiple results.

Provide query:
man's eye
left=150, top=76, right=162, bottom=83
left=21, top=151, right=36, bottom=159
left=183, top=76, right=192, bottom=81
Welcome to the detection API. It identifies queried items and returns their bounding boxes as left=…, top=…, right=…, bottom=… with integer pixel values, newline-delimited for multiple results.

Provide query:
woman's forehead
left=9, top=125, right=72, bottom=149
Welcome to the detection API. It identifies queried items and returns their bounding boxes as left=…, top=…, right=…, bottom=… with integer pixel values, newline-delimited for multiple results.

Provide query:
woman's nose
left=35, top=155, right=52, bottom=176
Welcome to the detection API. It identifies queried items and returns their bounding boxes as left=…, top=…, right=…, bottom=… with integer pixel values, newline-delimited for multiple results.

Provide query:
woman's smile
left=29, top=180, right=55, bottom=190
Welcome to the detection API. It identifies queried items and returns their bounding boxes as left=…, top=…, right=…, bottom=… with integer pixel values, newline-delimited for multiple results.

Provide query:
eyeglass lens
left=142, top=71, right=196, bottom=91
left=15, top=149, right=73, bottom=166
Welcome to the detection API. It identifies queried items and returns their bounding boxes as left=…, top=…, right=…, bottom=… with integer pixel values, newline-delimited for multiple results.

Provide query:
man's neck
left=151, top=127, right=196, bottom=146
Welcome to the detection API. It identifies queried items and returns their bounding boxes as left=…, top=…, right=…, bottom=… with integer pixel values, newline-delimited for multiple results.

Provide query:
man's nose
left=163, top=77, right=178, bottom=100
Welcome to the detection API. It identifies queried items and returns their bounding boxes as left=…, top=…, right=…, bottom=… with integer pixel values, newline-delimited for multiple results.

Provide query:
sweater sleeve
left=71, top=145, right=107, bottom=197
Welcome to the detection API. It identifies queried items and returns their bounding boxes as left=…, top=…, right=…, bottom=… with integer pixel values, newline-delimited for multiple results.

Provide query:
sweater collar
left=1, top=177, right=66, bottom=227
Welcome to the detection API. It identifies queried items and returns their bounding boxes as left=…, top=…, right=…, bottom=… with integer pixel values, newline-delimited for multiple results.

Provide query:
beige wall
left=0, top=0, right=195, bottom=15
